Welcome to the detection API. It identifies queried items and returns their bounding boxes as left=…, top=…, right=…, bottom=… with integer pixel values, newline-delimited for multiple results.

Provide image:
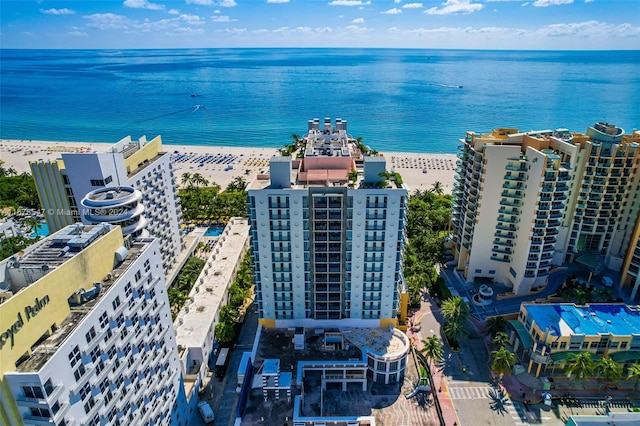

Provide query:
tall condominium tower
left=452, top=122, right=640, bottom=295
left=248, top=118, right=408, bottom=327
left=0, top=224, right=189, bottom=426
left=30, top=136, right=184, bottom=273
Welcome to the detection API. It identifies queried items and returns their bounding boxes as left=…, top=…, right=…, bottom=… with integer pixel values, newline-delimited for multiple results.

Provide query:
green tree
left=596, top=357, right=622, bottom=382
left=430, top=181, right=444, bottom=195
left=486, top=316, right=507, bottom=338
left=626, top=363, right=640, bottom=389
left=181, top=172, right=192, bottom=188
left=226, top=176, right=248, bottom=193
left=441, top=296, right=470, bottom=325
left=215, top=321, right=236, bottom=344
left=220, top=304, right=240, bottom=324
left=565, top=352, right=595, bottom=381
left=492, top=331, right=510, bottom=349
left=443, top=320, right=468, bottom=344
left=421, top=335, right=444, bottom=372
left=491, top=347, right=516, bottom=378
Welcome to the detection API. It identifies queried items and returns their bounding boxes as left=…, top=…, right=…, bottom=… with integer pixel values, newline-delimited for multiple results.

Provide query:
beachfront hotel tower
left=0, top=224, right=189, bottom=426
left=248, top=118, right=409, bottom=327
left=452, top=122, right=640, bottom=296
left=29, top=136, right=184, bottom=274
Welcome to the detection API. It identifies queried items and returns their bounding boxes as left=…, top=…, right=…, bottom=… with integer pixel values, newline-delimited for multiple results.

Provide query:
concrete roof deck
left=15, top=239, right=151, bottom=372
left=174, top=218, right=250, bottom=349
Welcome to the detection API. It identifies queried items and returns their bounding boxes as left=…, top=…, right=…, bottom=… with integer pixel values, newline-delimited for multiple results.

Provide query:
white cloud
left=179, top=14, right=206, bottom=25
left=351, top=17, right=365, bottom=23
left=317, top=26, right=333, bottom=32
left=537, top=20, right=640, bottom=38
left=173, top=27, right=205, bottom=34
left=211, top=15, right=233, bottom=22
left=123, top=0, right=165, bottom=10
left=219, top=0, right=238, bottom=7
left=85, top=13, right=131, bottom=30
left=381, top=8, right=402, bottom=14
left=395, top=0, right=402, bottom=3
left=40, top=8, right=76, bottom=15
left=425, top=0, right=483, bottom=15
left=403, top=3, right=423, bottom=8
left=69, top=30, right=88, bottom=36
left=168, top=9, right=180, bottom=14
left=522, top=2, right=529, bottom=6
left=328, top=0, right=371, bottom=6
left=216, top=27, right=247, bottom=35
left=267, top=0, right=290, bottom=3
left=533, top=0, right=573, bottom=6
left=252, top=29, right=270, bottom=34
left=584, top=0, right=594, bottom=2
left=344, top=24, right=373, bottom=33
left=187, top=0, right=214, bottom=5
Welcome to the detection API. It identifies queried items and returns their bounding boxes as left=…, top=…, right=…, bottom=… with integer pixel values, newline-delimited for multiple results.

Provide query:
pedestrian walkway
left=407, top=294, right=461, bottom=426
left=448, top=385, right=492, bottom=400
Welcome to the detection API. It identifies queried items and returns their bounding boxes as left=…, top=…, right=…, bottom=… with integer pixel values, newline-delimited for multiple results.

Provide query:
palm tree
left=441, top=296, right=470, bottom=325
left=564, top=352, right=595, bottom=381
left=627, top=363, right=640, bottom=389
left=220, top=304, right=240, bottom=324
left=596, top=357, right=622, bottom=382
left=443, top=320, right=468, bottom=344
left=421, top=335, right=444, bottom=372
left=181, top=172, right=192, bottom=188
left=492, top=331, right=510, bottom=349
left=486, top=316, right=507, bottom=338
left=491, top=347, right=516, bottom=378
left=430, top=181, right=444, bottom=195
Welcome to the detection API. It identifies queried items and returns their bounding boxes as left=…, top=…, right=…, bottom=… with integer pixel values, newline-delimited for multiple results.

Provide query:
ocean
left=1, top=49, right=638, bottom=154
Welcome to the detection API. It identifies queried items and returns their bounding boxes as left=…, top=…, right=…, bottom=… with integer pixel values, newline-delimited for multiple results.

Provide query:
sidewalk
left=407, top=296, right=461, bottom=426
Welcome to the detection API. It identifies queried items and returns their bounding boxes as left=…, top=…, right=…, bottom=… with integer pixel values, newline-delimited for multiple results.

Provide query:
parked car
left=197, top=401, right=215, bottom=423
left=601, top=276, right=613, bottom=287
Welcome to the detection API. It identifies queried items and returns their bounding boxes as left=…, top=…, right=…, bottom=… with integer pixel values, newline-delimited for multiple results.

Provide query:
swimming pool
left=31, top=222, right=49, bottom=238
left=204, top=227, right=224, bottom=237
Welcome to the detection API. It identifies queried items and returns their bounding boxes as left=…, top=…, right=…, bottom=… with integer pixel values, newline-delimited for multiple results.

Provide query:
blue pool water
left=204, top=227, right=223, bottom=237
left=31, top=222, right=49, bottom=238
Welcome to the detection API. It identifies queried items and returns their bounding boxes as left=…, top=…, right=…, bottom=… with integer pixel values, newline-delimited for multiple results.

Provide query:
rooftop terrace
left=523, top=303, right=640, bottom=337
left=15, top=238, right=154, bottom=372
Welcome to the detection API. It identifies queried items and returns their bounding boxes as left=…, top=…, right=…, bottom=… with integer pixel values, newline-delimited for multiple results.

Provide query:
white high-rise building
left=30, top=136, right=184, bottom=273
left=248, top=118, right=409, bottom=327
left=452, top=122, right=640, bottom=295
left=0, top=224, right=189, bottom=426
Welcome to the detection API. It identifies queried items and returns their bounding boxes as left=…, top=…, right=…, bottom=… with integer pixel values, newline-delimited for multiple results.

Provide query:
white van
left=197, top=401, right=215, bottom=423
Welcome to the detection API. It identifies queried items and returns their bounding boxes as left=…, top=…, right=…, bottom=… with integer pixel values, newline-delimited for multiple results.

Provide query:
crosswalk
left=448, top=386, right=491, bottom=400
left=449, top=385, right=531, bottom=425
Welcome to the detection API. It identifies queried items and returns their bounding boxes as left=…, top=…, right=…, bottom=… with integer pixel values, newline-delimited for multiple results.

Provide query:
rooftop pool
left=204, top=227, right=224, bottom=237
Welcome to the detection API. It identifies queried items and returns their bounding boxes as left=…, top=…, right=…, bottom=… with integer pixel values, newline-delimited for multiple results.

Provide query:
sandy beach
left=0, top=139, right=456, bottom=194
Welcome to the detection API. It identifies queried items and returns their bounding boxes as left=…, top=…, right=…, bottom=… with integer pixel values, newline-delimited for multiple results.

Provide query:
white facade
left=453, top=123, right=640, bottom=294
left=248, top=118, right=408, bottom=326
left=0, top=224, right=190, bottom=426
left=173, top=218, right=250, bottom=406
left=30, top=136, right=184, bottom=274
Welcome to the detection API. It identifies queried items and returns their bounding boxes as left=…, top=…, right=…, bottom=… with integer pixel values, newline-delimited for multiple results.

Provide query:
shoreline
left=0, top=139, right=457, bottom=194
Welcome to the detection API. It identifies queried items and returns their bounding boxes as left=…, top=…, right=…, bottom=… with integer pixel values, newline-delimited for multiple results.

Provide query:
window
left=135, top=270, right=142, bottom=281
left=73, top=364, right=86, bottom=381
left=105, top=175, right=113, bottom=184
left=80, top=382, right=91, bottom=400
left=68, top=346, right=81, bottom=368
left=22, top=386, right=44, bottom=399
left=90, top=179, right=105, bottom=187
left=83, top=397, right=95, bottom=414
left=30, top=407, right=51, bottom=418
left=112, top=296, right=121, bottom=310
left=85, top=327, right=96, bottom=344
left=99, top=312, right=109, bottom=329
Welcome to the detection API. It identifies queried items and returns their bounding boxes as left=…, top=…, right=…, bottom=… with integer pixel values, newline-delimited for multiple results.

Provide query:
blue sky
left=1, top=0, right=638, bottom=49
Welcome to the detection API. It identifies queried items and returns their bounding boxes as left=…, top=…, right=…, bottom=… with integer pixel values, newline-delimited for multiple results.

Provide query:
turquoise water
left=31, top=222, right=49, bottom=238
left=204, top=228, right=223, bottom=237
left=1, top=49, right=638, bottom=153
